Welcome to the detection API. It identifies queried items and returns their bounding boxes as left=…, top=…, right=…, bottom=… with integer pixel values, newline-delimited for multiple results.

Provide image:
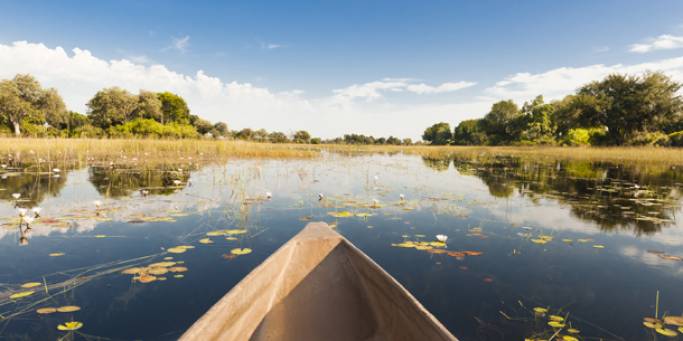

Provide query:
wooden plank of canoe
left=180, top=222, right=457, bottom=341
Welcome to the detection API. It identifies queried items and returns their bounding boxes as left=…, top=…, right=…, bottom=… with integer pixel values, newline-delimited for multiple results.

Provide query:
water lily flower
left=436, top=234, right=448, bottom=242
left=23, top=216, right=35, bottom=226
left=399, top=194, right=405, bottom=201
left=52, top=168, right=60, bottom=173
left=12, top=193, right=21, bottom=199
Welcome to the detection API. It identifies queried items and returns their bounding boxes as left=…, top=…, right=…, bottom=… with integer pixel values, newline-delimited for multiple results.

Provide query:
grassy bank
left=1, top=138, right=683, bottom=165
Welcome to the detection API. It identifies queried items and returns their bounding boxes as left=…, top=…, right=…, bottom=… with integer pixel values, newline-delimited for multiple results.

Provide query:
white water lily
left=399, top=194, right=405, bottom=201
left=11, top=193, right=21, bottom=199
left=436, top=234, right=448, bottom=242
left=52, top=168, right=60, bottom=173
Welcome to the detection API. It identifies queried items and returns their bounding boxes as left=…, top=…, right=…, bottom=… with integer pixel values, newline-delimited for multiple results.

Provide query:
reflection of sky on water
left=0, top=154, right=682, bottom=340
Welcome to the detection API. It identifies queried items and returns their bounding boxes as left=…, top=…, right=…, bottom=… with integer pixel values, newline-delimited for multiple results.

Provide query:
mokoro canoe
left=181, top=222, right=457, bottom=341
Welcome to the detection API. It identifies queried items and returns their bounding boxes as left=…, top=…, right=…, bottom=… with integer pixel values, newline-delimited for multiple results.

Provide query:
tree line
left=0, top=73, right=417, bottom=144
left=424, top=72, right=683, bottom=146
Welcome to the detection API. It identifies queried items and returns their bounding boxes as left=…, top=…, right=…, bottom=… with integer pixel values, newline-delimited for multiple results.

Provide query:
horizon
left=2, top=1, right=683, bottom=139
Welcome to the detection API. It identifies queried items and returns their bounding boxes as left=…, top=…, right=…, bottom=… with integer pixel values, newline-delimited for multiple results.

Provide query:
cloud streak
left=630, top=34, right=683, bottom=54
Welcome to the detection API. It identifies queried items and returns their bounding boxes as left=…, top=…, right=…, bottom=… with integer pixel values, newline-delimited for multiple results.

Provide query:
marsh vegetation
left=0, top=145, right=682, bottom=340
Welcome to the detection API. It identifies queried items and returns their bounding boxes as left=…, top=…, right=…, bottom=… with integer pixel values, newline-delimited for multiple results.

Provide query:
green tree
left=235, top=128, right=254, bottom=140
left=192, top=117, right=213, bottom=135
left=574, top=72, right=682, bottom=145
left=158, top=92, right=190, bottom=124
left=481, top=100, right=520, bottom=144
left=87, top=87, right=137, bottom=129
left=0, top=74, right=64, bottom=136
left=268, top=131, right=289, bottom=143
left=212, top=122, right=229, bottom=136
left=422, top=122, right=452, bottom=145
left=452, top=119, right=488, bottom=145
left=133, top=90, right=163, bottom=121
left=515, top=95, right=555, bottom=144
left=293, top=130, right=311, bottom=143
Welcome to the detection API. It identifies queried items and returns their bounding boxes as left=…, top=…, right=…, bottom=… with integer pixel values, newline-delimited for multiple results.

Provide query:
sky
left=2, top=0, right=683, bottom=139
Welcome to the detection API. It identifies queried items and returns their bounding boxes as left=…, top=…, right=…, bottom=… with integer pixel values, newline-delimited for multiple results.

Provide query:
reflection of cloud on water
left=619, top=245, right=683, bottom=277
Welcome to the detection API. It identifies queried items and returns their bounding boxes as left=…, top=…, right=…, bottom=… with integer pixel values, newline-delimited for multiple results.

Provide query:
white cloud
left=485, top=56, right=683, bottom=102
left=168, top=35, right=190, bottom=53
left=332, top=78, right=475, bottom=102
left=3, top=40, right=683, bottom=140
left=261, top=42, right=283, bottom=50
left=630, top=34, right=683, bottom=53
left=0, top=41, right=484, bottom=139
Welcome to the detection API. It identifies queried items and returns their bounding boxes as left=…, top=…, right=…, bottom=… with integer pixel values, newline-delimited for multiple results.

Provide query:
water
left=1, top=154, right=682, bottom=340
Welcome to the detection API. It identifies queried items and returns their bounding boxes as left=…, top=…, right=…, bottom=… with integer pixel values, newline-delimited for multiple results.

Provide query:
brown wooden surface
left=180, top=222, right=457, bottom=341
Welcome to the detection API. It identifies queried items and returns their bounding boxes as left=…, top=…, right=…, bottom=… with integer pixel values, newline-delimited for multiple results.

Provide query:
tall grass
left=1, top=138, right=683, bottom=165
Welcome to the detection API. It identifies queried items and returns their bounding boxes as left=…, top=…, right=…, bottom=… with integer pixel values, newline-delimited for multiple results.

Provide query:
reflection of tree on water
left=421, top=156, right=451, bottom=172
left=425, top=155, right=682, bottom=235
left=88, top=165, right=193, bottom=198
left=0, top=170, right=68, bottom=207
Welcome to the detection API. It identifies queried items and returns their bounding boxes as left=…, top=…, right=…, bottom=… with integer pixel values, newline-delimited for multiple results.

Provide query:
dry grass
left=311, top=144, right=683, bottom=164
left=0, top=138, right=318, bottom=165
left=1, top=138, right=682, bottom=165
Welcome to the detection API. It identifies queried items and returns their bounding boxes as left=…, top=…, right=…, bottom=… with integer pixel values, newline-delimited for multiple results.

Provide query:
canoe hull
left=181, top=222, right=457, bottom=341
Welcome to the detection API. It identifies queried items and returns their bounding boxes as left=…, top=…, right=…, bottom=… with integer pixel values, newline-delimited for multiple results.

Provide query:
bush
left=626, top=131, right=670, bottom=146
left=668, top=131, right=683, bottom=147
left=108, top=118, right=198, bottom=139
left=562, top=127, right=609, bottom=146
left=72, top=124, right=104, bottom=138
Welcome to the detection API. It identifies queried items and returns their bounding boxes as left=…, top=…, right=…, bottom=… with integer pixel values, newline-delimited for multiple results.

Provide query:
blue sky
left=2, top=1, right=683, bottom=138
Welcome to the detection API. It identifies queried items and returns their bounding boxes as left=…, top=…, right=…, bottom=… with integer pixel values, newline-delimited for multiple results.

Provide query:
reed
left=1, top=138, right=683, bottom=165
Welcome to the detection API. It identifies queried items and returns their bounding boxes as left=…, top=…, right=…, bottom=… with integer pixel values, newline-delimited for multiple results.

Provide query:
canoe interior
left=181, top=222, right=456, bottom=341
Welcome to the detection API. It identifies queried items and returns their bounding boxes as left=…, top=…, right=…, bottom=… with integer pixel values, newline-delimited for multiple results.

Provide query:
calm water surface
left=1, top=154, right=682, bottom=340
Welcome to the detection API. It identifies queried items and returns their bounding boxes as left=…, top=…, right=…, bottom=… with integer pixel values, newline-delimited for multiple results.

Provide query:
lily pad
left=10, top=290, right=35, bottom=299
left=57, top=305, right=81, bottom=313
left=36, top=307, right=57, bottom=314
left=231, top=248, right=253, bottom=255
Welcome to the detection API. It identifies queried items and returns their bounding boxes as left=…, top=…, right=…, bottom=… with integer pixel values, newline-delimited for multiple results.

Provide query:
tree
left=268, top=131, right=289, bottom=143
left=192, top=117, right=213, bottom=135
left=293, top=130, right=311, bottom=143
left=0, top=74, right=62, bottom=136
left=481, top=100, right=519, bottom=144
left=87, top=87, right=137, bottom=129
left=0, top=79, right=31, bottom=135
left=514, top=95, right=555, bottom=144
left=453, top=119, right=488, bottom=145
left=212, top=122, right=229, bottom=136
left=386, top=136, right=402, bottom=145
left=158, top=92, right=190, bottom=124
left=574, top=72, right=683, bottom=145
left=422, top=122, right=452, bottom=145
left=235, top=128, right=254, bottom=140
left=133, top=90, right=163, bottom=121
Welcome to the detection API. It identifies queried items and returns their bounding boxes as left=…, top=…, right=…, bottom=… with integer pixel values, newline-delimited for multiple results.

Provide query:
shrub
left=108, top=118, right=198, bottom=139
left=626, top=131, right=670, bottom=146
left=668, top=131, right=683, bottom=147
